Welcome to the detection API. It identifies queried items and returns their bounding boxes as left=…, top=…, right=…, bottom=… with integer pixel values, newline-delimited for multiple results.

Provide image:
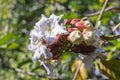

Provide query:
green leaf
left=18, top=59, right=31, bottom=68
left=62, top=53, right=71, bottom=61
left=99, top=59, right=120, bottom=80
left=0, top=33, right=14, bottom=45
left=7, top=42, right=19, bottom=50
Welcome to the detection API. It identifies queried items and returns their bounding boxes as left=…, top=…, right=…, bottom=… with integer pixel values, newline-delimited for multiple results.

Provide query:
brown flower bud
left=68, top=30, right=83, bottom=44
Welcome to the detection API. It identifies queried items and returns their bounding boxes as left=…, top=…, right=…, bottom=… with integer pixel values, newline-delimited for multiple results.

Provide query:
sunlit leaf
left=99, top=59, right=120, bottom=80
left=7, top=42, right=19, bottom=50
left=71, top=60, right=88, bottom=80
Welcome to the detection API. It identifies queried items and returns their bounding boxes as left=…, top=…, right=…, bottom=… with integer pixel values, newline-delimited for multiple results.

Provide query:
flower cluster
left=29, top=14, right=68, bottom=76
left=29, top=14, right=100, bottom=76
left=65, top=18, right=100, bottom=54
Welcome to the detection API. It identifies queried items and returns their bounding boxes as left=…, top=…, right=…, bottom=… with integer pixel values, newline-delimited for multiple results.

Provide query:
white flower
left=29, top=14, right=68, bottom=69
left=29, top=14, right=68, bottom=75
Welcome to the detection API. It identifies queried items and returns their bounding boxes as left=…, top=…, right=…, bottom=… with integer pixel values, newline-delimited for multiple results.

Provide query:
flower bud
left=82, top=30, right=96, bottom=46
left=84, top=21, right=94, bottom=30
left=71, top=19, right=81, bottom=24
left=75, top=21, right=88, bottom=31
left=68, top=30, right=83, bottom=44
left=65, top=19, right=72, bottom=25
left=67, top=28, right=77, bottom=33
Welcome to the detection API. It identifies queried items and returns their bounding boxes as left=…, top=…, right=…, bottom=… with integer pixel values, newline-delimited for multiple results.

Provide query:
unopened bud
left=82, top=30, right=96, bottom=46
left=68, top=30, right=83, bottom=44
left=75, top=21, right=88, bottom=31
left=67, top=28, right=77, bottom=33
left=84, top=21, right=94, bottom=30
left=71, top=19, right=81, bottom=24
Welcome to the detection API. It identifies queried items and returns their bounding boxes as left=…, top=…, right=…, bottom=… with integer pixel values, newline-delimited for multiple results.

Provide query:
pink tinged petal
left=55, top=34, right=61, bottom=44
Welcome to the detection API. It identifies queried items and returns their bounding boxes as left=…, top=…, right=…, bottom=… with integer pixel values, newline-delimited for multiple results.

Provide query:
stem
left=95, top=0, right=109, bottom=29
left=113, top=23, right=120, bottom=32
left=100, top=35, right=120, bottom=40
left=85, top=6, right=120, bottom=17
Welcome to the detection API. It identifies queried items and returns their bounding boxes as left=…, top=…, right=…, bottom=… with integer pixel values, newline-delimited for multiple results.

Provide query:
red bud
left=65, top=19, right=72, bottom=25
left=67, top=28, right=77, bottom=33
left=71, top=19, right=81, bottom=24
left=75, top=22, right=88, bottom=30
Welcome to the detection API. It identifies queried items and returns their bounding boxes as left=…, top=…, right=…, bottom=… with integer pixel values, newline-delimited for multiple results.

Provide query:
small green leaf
left=7, top=42, right=19, bottom=50
left=62, top=53, right=71, bottom=61
left=0, top=33, right=14, bottom=45
left=99, top=59, right=120, bottom=80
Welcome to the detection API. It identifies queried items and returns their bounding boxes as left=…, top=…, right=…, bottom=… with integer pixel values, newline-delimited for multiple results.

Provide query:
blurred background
left=0, top=0, right=120, bottom=80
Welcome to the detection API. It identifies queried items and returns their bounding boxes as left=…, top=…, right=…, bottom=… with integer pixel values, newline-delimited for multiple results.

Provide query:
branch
left=100, top=35, right=120, bottom=40
left=95, top=0, right=109, bottom=29
left=3, top=65, right=66, bottom=80
left=10, top=67, right=45, bottom=77
left=98, top=0, right=109, bottom=21
left=85, top=6, right=120, bottom=17
left=113, top=23, right=120, bottom=32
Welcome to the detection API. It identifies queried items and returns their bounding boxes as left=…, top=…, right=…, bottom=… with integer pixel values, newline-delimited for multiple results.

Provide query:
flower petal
left=45, top=36, right=56, bottom=45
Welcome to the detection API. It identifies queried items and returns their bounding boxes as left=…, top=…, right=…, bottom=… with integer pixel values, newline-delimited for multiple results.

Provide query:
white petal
left=30, top=30, right=38, bottom=37
left=45, top=36, right=56, bottom=45
left=50, top=14, right=63, bottom=22
left=32, top=48, right=42, bottom=63
left=35, top=15, right=50, bottom=33
left=52, top=21, right=68, bottom=35
left=40, top=45, right=53, bottom=59
left=28, top=44, right=36, bottom=51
